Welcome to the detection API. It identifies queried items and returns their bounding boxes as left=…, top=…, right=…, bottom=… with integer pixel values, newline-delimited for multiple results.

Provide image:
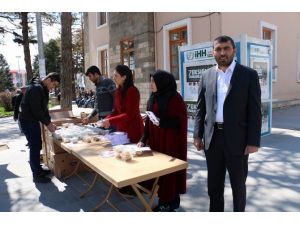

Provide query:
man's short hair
left=85, top=66, right=101, bottom=76
left=45, top=72, right=60, bottom=83
left=213, top=35, right=236, bottom=49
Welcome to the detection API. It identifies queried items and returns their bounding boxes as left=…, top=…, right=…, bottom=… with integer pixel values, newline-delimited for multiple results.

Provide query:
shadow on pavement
left=0, top=164, right=21, bottom=211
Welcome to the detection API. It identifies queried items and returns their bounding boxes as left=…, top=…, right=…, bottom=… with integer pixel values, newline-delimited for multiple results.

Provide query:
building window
left=169, top=26, right=187, bottom=80
left=121, top=38, right=135, bottom=73
left=97, top=45, right=109, bottom=78
left=260, top=21, right=277, bottom=82
left=262, top=28, right=272, bottom=40
left=96, top=12, right=107, bottom=28
left=99, top=49, right=108, bottom=78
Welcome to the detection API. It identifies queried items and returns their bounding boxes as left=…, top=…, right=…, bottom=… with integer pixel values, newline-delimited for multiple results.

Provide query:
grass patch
left=0, top=106, right=13, bottom=118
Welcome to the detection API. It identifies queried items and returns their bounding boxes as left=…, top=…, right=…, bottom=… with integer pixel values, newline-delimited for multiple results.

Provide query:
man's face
left=213, top=40, right=236, bottom=68
left=87, top=73, right=98, bottom=84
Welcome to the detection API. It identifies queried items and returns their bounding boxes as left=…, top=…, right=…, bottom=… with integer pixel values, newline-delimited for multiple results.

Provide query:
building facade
left=9, top=70, right=26, bottom=89
left=85, top=12, right=300, bottom=110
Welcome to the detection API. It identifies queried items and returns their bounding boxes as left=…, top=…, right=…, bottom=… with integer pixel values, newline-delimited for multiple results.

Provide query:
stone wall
left=108, top=13, right=155, bottom=111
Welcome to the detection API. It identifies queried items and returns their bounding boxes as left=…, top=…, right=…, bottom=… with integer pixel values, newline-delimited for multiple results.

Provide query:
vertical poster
left=179, top=44, right=216, bottom=131
left=186, top=101, right=197, bottom=131
left=248, top=42, right=272, bottom=135
left=250, top=57, right=269, bottom=99
left=261, top=102, right=271, bottom=135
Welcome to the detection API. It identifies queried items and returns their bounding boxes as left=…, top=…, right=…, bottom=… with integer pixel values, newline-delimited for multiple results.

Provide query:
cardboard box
left=41, top=109, right=82, bottom=165
left=47, top=152, right=91, bottom=179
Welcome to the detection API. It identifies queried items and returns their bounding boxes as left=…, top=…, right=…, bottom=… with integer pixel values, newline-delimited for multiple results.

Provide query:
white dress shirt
left=215, top=60, right=236, bottom=123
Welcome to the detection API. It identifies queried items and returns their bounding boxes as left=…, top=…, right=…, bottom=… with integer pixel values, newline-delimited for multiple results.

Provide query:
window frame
left=120, top=38, right=135, bottom=70
left=169, top=26, right=187, bottom=80
left=96, top=12, right=107, bottom=29
left=96, top=44, right=109, bottom=78
left=260, top=21, right=278, bottom=82
left=163, top=18, right=192, bottom=81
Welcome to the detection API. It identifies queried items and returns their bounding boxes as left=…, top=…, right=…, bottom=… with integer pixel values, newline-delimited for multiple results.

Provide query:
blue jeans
left=19, top=119, right=43, bottom=176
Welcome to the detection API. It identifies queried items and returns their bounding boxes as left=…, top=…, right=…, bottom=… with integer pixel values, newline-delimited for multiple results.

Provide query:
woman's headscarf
left=147, top=70, right=177, bottom=118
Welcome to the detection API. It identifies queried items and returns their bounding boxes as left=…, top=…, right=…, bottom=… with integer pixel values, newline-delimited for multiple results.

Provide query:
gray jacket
left=89, top=76, right=116, bottom=119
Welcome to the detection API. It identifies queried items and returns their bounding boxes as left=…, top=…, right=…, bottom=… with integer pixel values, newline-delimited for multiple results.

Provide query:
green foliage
left=0, top=54, right=14, bottom=92
left=32, top=55, right=40, bottom=77
left=33, top=38, right=61, bottom=76
left=0, top=91, right=13, bottom=111
left=45, top=39, right=61, bottom=74
left=0, top=106, right=13, bottom=118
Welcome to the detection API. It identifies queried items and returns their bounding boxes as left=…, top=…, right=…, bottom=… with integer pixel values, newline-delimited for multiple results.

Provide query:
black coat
left=194, top=62, right=262, bottom=155
left=19, top=80, right=51, bottom=125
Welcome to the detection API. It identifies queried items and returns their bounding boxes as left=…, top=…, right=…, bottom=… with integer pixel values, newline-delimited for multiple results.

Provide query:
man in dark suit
left=193, top=35, right=261, bottom=212
left=13, top=86, right=26, bottom=135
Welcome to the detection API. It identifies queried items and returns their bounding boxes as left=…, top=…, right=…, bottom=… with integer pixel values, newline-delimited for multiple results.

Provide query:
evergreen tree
left=0, top=54, right=14, bottom=91
left=33, top=39, right=61, bottom=76
left=44, top=39, right=61, bottom=74
left=32, top=55, right=40, bottom=77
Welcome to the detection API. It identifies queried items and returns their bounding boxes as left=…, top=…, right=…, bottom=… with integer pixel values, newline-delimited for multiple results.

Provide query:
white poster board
left=247, top=38, right=272, bottom=136
left=179, top=43, right=216, bottom=131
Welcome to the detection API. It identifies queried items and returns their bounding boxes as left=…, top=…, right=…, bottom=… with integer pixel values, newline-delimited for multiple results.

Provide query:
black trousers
left=205, top=128, right=249, bottom=212
left=19, top=119, right=43, bottom=176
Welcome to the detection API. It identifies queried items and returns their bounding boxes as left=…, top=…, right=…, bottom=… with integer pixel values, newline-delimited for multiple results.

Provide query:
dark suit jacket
left=193, top=62, right=262, bottom=155
left=13, top=93, right=23, bottom=120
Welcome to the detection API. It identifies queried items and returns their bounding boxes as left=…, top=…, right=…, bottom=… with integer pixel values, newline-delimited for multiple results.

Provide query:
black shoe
left=119, top=186, right=137, bottom=198
left=33, top=174, right=51, bottom=183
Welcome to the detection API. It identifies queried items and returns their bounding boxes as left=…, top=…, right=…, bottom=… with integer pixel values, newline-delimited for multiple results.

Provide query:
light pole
left=16, top=56, right=21, bottom=87
left=36, top=12, right=46, bottom=78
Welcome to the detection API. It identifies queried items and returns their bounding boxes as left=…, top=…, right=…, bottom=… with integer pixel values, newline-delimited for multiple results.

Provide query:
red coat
left=106, top=86, right=144, bottom=143
left=147, top=92, right=187, bottom=202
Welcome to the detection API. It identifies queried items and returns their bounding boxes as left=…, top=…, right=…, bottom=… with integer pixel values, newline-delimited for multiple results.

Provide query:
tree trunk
left=21, top=12, right=33, bottom=82
left=60, top=12, right=73, bottom=110
left=81, top=12, right=85, bottom=70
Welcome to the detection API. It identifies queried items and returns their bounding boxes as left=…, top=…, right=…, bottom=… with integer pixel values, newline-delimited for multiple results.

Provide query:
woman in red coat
left=99, top=64, right=144, bottom=143
left=138, top=70, right=188, bottom=212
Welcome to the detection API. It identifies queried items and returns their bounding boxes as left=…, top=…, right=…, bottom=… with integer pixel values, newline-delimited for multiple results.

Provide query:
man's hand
left=244, top=145, right=259, bottom=155
left=82, top=117, right=90, bottom=125
left=47, top=122, right=57, bottom=133
left=193, top=137, right=204, bottom=151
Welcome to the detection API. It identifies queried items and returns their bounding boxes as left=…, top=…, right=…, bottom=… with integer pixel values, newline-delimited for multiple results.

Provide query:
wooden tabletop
left=55, top=140, right=188, bottom=188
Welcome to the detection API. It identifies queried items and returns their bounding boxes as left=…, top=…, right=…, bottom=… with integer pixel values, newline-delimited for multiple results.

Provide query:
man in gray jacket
left=82, top=66, right=116, bottom=124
